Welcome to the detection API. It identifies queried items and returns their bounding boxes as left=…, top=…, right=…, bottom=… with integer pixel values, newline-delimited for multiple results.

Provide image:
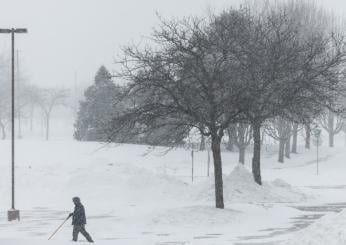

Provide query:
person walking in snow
left=68, top=197, right=94, bottom=243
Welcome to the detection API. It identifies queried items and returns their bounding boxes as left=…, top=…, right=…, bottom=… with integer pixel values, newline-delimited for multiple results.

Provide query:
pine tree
left=74, top=66, right=120, bottom=141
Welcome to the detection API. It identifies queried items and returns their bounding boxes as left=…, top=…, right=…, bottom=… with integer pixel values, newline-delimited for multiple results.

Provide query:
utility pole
left=16, top=50, right=22, bottom=139
left=0, top=28, right=28, bottom=222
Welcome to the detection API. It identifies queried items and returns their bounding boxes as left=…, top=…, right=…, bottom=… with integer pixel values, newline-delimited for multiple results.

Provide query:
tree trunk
left=211, top=133, right=224, bottom=209
left=41, top=115, right=44, bottom=136
left=46, top=115, right=50, bottom=140
left=0, top=120, right=6, bottom=140
left=329, top=132, right=334, bottom=147
left=278, top=139, right=285, bottom=163
left=30, top=106, right=34, bottom=132
left=252, top=121, right=262, bottom=185
left=285, top=136, right=290, bottom=159
left=200, top=134, right=206, bottom=151
left=291, top=123, right=298, bottom=153
left=18, top=111, right=22, bottom=139
left=238, top=126, right=246, bottom=164
left=305, top=124, right=311, bottom=149
left=261, top=129, right=265, bottom=146
left=239, top=147, right=245, bottom=164
left=226, top=128, right=234, bottom=151
left=328, top=111, right=334, bottom=147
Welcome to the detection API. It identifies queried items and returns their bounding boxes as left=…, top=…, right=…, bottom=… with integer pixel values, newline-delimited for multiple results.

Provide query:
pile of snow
left=124, top=166, right=191, bottom=201
left=63, top=162, right=192, bottom=207
left=281, top=209, right=346, bottom=245
left=197, top=165, right=307, bottom=203
left=151, top=205, right=240, bottom=226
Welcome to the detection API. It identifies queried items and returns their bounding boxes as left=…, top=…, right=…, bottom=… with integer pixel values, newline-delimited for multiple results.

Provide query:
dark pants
left=73, top=225, right=93, bottom=242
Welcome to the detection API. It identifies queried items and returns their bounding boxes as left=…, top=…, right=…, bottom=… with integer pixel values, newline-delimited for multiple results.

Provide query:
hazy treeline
left=0, top=57, right=69, bottom=140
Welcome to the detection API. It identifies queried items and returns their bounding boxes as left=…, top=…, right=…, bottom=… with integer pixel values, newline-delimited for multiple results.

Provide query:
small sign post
left=312, top=128, right=322, bottom=175
left=191, top=149, right=194, bottom=182
left=207, top=149, right=210, bottom=177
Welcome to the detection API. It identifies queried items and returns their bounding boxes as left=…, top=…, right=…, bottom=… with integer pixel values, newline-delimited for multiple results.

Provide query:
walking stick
left=48, top=216, right=70, bottom=240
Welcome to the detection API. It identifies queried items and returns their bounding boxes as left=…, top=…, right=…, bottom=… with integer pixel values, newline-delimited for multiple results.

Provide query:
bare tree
left=21, top=84, right=41, bottom=133
left=265, top=118, right=292, bottom=163
left=0, top=93, right=9, bottom=139
left=109, top=14, right=247, bottom=209
left=225, top=3, right=346, bottom=184
left=36, top=88, right=68, bottom=140
left=320, top=110, right=344, bottom=147
left=231, top=123, right=252, bottom=164
left=109, top=3, right=346, bottom=210
left=0, top=57, right=10, bottom=139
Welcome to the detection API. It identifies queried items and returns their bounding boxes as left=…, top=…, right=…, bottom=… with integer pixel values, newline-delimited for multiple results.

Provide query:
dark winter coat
left=72, top=203, right=87, bottom=225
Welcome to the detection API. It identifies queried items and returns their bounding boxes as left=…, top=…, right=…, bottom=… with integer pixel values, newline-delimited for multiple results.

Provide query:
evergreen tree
left=74, top=66, right=120, bottom=141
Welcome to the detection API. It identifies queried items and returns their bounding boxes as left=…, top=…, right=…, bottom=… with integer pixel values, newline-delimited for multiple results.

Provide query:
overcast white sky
left=0, top=0, right=344, bottom=90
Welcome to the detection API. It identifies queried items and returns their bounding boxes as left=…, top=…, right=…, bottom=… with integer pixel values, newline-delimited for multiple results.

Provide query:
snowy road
left=0, top=201, right=344, bottom=244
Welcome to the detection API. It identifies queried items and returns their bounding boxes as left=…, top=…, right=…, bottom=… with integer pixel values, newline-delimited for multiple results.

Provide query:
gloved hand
left=67, top=213, right=73, bottom=218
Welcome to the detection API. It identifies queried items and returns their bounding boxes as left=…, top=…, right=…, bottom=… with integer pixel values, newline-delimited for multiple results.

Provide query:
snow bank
left=64, top=162, right=191, bottom=208
left=197, top=165, right=307, bottom=203
left=281, top=209, right=346, bottom=245
left=124, top=166, right=191, bottom=201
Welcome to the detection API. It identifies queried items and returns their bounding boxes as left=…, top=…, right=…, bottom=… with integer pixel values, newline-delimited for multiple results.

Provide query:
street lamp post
left=0, top=28, right=27, bottom=221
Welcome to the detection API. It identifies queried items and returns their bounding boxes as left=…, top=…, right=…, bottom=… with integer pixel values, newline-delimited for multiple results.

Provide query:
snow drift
left=281, top=209, right=346, bottom=245
left=197, top=164, right=307, bottom=203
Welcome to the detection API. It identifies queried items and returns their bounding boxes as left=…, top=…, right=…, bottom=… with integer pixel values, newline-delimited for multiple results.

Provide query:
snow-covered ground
left=281, top=208, right=346, bottom=245
left=0, top=134, right=345, bottom=244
